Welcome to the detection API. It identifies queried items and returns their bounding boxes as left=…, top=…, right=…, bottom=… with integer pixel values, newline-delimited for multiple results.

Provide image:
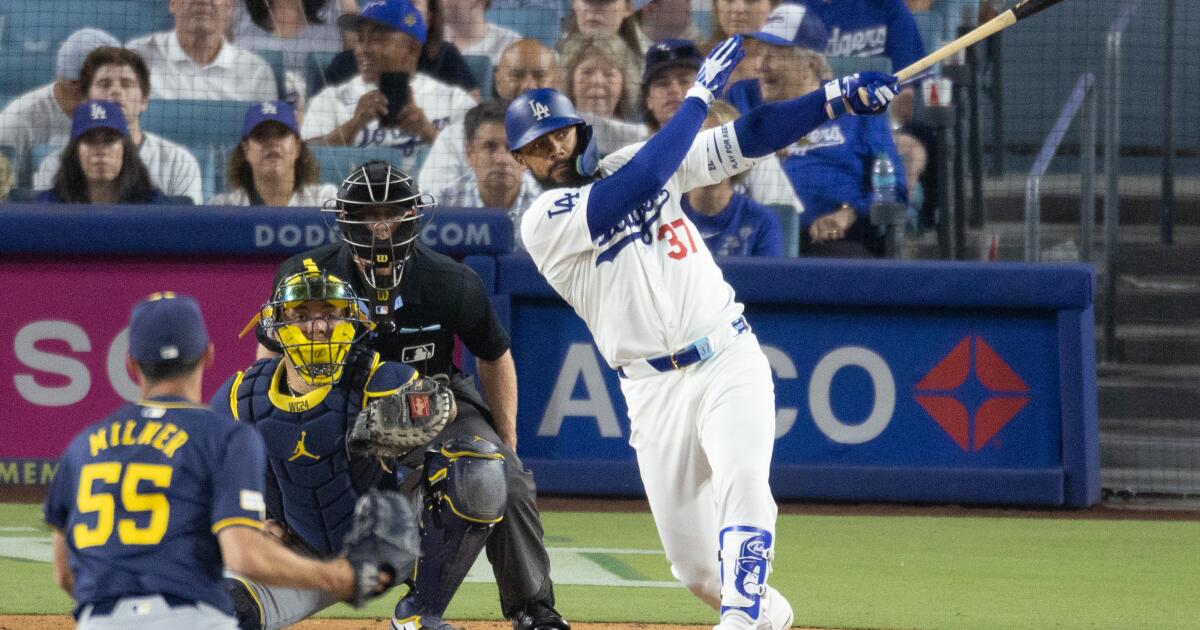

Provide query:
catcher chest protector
left=234, top=350, right=389, bottom=555
left=393, top=435, right=507, bottom=625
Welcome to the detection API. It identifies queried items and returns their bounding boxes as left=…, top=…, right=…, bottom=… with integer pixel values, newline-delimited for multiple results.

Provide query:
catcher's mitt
left=340, top=490, right=420, bottom=607
left=348, top=376, right=455, bottom=457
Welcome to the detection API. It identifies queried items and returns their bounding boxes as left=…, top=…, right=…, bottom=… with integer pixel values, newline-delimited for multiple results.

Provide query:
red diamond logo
left=914, top=337, right=1030, bottom=452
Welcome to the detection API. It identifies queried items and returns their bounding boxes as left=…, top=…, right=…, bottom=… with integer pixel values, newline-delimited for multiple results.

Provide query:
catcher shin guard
left=394, top=436, right=507, bottom=623
left=718, top=525, right=774, bottom=625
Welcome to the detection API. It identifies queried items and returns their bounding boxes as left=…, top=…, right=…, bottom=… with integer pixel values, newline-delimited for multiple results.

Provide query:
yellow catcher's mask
left=260, top=267, right=373, bottom=386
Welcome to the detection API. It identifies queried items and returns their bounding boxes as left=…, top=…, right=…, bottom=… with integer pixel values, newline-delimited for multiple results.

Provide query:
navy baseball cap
left=642, top=39, right=702, bottom=86
left=241, top=100, right=299, bottom=139
left=746, top=4, right=830, bottom=50
left=70, top=100, right=128, bottom=142
left=128, top=292, right=210, bottom=364
left=338, top=0, right=427, bottom=45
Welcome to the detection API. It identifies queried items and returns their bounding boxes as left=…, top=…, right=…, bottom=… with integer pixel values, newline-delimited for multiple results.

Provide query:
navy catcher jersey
left=211, top=351, right=417, bottom=555
left=43, top=397, right=267, bottom=614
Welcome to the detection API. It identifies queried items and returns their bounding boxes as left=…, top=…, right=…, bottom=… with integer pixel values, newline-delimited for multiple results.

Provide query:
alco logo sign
left=913, top=336, right=1031, bottom=452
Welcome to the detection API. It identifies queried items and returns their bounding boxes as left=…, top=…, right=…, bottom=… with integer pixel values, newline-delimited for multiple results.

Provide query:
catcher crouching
left=212, top=265, right=507, bottom=630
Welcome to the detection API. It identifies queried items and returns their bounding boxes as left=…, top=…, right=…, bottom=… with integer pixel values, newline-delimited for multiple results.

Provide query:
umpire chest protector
left=234, top=350, right=396, bottom=556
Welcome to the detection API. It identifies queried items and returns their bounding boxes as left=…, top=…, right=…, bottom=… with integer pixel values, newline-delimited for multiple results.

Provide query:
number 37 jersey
left=43, top=397, right=268, bottom=614
left=520, top=125, right=755, bottom=369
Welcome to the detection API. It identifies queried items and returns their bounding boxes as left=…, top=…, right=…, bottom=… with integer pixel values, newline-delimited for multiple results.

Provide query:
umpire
left=256, top=160, right=567, bottom=630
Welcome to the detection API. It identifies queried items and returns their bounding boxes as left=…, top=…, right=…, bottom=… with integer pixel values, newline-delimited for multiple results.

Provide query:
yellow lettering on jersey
left=151, top=424, right=178, bottom=450
left=121, top=420, right=138, bottom=446
left=288, top=400, right=310, bottom=413
left=161, top=430, right=189, bottom=458
left=109, top=423, right=121, bottom=448
left=136, top=422, right=164, bottom=445
left=88, top=429, right=109, bottom=457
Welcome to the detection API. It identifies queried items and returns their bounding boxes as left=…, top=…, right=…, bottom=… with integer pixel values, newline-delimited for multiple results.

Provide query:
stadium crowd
left=0, top=0, right=989, bottom=257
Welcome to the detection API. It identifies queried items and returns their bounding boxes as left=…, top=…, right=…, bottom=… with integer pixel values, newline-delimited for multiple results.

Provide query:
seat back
left=142, top=100, right=252, bottom=147
left=313, top=145, right=431, bottom=186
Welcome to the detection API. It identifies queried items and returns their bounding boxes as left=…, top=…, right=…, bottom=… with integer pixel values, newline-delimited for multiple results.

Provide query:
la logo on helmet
left=530, top=100, right=551, bottom=121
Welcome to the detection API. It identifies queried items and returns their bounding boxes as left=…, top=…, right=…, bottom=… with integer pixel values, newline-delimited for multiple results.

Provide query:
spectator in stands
left=303, top=0, right=476, bottom=155
left=705, top=0, right=777, bottom=49
left=33, top=48, right=203, bottom=204
left=790, top=0, right=925, bottom=71
left=38, top=101, right=167, bottom=205
left=441, top=0, right=523, bottom=63
left=210, top=101, right=338, bottom=206
left=232, top=0, right=355, bottom=53
left=417, top=38, right=644, bottom=194
left=560, top=35, right=640, bottom=122
left=0, top=29, right=120, bottom=175
left=632, top=0, right=704, bottom=52
left=559, top=0, right=643, bottom=64
left=322, top=0, right=480, bottom=96
left=750, top=19, right=907, bottom=257
left=230, top=0, right=360, bottom=111
left=640, top=39, right=803, bottom=219
left=683, top=101, right=783, bottom=257
left=704, top=0, right=777, bottom=84
left=435, top=101, right=539, bottom=250
left=127, top=0, right=277, bottom=101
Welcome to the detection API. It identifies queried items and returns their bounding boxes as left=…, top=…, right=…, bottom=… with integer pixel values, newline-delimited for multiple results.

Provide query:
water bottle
left=871, top=152, right=898, bottom=206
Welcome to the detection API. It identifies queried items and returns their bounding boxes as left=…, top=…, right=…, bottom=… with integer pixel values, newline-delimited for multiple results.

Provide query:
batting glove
left=687, top=35, right=745, bottom=105
left=823, top=71, right=900, bottom=119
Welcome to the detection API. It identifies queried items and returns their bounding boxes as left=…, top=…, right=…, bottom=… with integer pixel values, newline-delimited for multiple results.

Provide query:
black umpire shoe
left=512, top=602, right=570, bottom=630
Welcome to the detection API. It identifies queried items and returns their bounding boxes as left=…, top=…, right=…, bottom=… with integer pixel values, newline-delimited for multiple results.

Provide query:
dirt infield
left=0, top=617, right=823, bottom=630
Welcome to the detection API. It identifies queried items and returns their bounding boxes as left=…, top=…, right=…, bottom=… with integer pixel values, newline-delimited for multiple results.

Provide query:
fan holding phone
left=301, top=0, right=477, bottom=161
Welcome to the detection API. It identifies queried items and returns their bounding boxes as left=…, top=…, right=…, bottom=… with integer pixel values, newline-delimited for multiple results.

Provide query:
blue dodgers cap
left=505, top=88, right=585, bottom=151
left=642, top=39, right=703, bottom=86
left=338, top=0, right=427, bottom=45
left=241, top=100, right=299, bottom=139
left=128, top=292, right=210, bottom=364
left=70, top=100, right=128, bottom=142
left=746, top=4, right=830, bottom=50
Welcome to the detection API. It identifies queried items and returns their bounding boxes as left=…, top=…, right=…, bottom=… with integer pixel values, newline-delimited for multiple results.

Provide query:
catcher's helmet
left=505, top=88, right=599, bottom=177
left=322, top=161, right=434, bottom=291
left=259, top=266, right=374, bottom=386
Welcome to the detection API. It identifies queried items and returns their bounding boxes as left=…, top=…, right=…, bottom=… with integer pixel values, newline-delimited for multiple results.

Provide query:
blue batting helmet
left=505, top=88, right=599, bottom=176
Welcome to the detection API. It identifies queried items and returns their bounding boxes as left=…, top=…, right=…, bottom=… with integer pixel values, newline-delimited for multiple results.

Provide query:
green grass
left=3, top=504, right=1199, bottom=629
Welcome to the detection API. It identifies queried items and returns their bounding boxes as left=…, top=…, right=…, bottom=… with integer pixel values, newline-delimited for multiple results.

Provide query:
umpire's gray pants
left=77, top=595, right=237, bottom=629
left=226, top=573, right=341, bottom=630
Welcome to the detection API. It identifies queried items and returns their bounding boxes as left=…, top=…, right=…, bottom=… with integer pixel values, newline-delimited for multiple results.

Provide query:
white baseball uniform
left=520, top=123, right=791, bottom=630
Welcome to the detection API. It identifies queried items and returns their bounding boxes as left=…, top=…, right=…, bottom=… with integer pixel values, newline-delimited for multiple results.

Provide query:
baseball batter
left=505, top=36, right=898, bottom=630
left=43, top=293, right=409, bottom=629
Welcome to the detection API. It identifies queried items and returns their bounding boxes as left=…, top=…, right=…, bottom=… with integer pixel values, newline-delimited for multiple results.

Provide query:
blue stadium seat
left=30, top=143, right=55, bottom=185
left=693, top=10, right=714, bottom=41
left=141, top=100, right=252, bottom=147
left=0, top=49, right=56, bottom=100
left=769, top=205, right=800, bottom=257
left=0, top=0, right=171, bottom=52
left=305, top=51, right=340, bottom=95
left=463, top=55, right=493, bottom=101
left=313, top=145, right=430, bottom=186
left=191, top=144, right=221, bottom=203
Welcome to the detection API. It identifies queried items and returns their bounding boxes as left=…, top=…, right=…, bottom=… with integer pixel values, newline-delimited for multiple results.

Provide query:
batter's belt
left=617, top=316, right=750, bottom=379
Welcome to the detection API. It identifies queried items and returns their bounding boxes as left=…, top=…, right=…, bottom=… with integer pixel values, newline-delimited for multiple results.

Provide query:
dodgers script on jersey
left=520, top=122, right=758, bottom=368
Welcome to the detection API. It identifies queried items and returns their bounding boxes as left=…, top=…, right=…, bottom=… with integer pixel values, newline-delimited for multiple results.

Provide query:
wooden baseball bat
left=895, top=0, right=1068, bottom=82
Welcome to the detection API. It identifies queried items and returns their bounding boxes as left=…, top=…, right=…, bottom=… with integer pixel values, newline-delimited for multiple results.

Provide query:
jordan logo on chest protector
left=289, top=431, right=320, bottom=461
